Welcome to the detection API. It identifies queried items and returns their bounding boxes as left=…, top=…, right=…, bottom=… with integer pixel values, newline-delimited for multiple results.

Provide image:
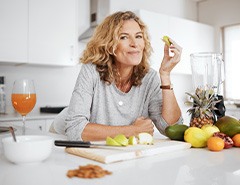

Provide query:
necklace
left=115, top=67, right=133, bottom=93
left=117, top=79, right=132, bottom=93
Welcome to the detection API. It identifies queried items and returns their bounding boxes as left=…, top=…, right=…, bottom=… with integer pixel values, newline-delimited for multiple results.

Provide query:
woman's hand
left=131, top=116, right=154, bottom=135
left=159, top=38, right=182, bottom=77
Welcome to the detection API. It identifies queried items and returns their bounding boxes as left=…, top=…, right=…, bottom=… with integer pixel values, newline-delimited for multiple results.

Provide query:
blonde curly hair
left=80, top=11, right=152, bottom=86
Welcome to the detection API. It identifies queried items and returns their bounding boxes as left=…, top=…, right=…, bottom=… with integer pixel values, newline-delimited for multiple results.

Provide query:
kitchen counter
left=0, top=126, right=240, bottom=185
left=0, top=111, right=57, bottom=122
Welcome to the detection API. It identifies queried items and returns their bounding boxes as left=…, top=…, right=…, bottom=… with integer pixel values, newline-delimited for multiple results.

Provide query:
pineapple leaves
left=185, top=87, right=221, bottom=120
left=185, top=92, right=201, bottom=106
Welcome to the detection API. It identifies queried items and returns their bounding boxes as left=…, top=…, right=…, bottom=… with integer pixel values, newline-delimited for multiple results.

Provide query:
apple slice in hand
left=162, top=35, right=172, bottom=46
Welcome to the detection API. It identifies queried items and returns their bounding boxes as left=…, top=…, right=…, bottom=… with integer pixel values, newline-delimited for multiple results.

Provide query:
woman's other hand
left=131, top=116, right=154, bottom=135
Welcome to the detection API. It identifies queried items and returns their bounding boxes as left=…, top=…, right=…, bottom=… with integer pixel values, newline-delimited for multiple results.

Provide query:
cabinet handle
left=70, top=45, right=74, bottom=61
left=39, top=126, right=42, bottom=131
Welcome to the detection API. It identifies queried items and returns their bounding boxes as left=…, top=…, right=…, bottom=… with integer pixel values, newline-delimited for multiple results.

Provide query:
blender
left=190, top=52, right=226, bottom=121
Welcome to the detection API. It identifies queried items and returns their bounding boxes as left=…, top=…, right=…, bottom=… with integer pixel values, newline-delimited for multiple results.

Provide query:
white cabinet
left=168, top=16, right=215, bottom=74
left=0, top=0, right=78, bottom=66
left=0, top=0, right=28, bottom=63
left=136, top=10, right=215, bottom=74
left=1, top=118, right=54, bottom=132
left=6, top=120, right=46, bottom=132
left=28, top=0, right=78, bottom=66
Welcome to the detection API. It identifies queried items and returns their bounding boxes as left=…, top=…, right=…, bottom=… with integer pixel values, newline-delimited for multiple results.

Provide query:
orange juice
left=12, top=94, right=36, bottom=116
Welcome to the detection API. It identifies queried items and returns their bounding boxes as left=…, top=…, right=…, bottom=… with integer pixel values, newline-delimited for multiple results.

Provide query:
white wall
left=1, top=0, right=197, bottom=122
left=0, top=64, right=81, bottom=113
left=109, top=0, right=198, bottom=21
left=198, top=0, right=240, bottom=52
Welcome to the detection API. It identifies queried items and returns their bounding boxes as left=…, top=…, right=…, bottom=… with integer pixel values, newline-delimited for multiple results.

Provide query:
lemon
left=114, top=134, right=129, bottom=146
left=184, top=127, right=208, bottom=148
left=201, top=124, right=220, bottom=139
left=106, top=136, right=121, bottom=146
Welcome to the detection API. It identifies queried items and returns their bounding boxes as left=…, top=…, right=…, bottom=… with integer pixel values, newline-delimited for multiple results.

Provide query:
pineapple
left=186, top=87, right=221, bottom=128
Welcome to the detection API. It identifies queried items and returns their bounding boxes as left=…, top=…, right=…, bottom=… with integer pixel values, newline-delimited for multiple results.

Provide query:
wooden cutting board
left=65, top=139, right=191, bottom=164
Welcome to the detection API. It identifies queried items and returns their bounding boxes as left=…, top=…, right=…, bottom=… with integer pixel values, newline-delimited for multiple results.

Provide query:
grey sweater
left=56, top=63, right=182, bottom=140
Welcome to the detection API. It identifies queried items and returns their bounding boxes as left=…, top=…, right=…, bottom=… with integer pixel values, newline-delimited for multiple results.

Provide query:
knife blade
left=54, top=140, right=110, bottom=148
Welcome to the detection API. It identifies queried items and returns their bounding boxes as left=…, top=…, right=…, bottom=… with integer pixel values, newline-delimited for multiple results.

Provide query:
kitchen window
left=223, top=24, right=240, bottom=102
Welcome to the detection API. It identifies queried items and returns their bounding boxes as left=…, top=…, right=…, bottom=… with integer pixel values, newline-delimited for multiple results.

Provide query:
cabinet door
left=0, top=0, right=28, bottom=63
left=27, top=120, right=46, bottom=131
left=7, top=120, right=46, bottom=131
left=28, top=0, right=78, bottom=66
left=169, top=16, right=215, bottom=74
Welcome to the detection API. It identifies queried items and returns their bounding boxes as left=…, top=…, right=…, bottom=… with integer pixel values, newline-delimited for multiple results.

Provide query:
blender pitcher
left=190, top=52, right=225, bottom=120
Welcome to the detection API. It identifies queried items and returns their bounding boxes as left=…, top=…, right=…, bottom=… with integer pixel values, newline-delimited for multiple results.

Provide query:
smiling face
left=114, top=19, right=145, bottom=68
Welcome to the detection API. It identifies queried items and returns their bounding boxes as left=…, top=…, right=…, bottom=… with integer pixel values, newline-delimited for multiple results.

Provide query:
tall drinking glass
left=11, top=79, right=36, bottom=134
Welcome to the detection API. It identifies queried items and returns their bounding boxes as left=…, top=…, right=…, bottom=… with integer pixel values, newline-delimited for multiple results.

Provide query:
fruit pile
left=105, top=133, right=153, bottom=146
left=165, top=116, right=240, bottom=152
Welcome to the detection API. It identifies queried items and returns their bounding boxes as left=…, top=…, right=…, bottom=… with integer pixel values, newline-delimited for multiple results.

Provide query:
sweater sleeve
left=148, top=72, right=183, bottom=135
left=65, top=63, right=96, bottom=141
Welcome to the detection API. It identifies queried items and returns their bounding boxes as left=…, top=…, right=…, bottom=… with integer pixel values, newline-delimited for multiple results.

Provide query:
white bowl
left=2, top=135, right=53, bottom=164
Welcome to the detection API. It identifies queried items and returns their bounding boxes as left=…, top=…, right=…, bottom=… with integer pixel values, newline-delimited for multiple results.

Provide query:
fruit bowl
left=2, top=135, right=54, bottom=164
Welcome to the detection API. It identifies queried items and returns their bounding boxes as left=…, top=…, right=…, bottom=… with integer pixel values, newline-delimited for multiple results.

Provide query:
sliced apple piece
left=138, top=133, right=153, bottom=145
left=128, top=136, right=137, bottom=145
left=106, top=136, right=121, bottom=146
left=162, top=35, right=171, bottom=46
left=114, top=134, right=129, bottom=146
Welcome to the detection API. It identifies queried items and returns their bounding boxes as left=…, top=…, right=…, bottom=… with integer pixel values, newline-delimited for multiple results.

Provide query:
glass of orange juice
left=12, top=79, right=36, bottom=134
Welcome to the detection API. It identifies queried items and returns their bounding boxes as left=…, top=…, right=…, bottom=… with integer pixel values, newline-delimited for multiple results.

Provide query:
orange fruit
left=232, top=133, right=240, bottom=147
left=207, top=136, right=224, bottom=152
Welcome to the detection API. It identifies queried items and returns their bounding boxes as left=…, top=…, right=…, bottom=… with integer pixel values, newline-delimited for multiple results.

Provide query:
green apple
left=128, top=136, right=137, bottom=145
left=162, top=36, right=171, bottom=46
left=138, top=133, right=153, bottom=145
left=106, top=136, right=121, bottom=146
left=201, top=124, right=220, bottom=139
left=114, top=134, right=129, bottom=146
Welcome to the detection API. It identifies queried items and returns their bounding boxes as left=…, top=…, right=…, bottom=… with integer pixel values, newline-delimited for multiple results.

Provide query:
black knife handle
left=54, top=140, right=91, bottom=148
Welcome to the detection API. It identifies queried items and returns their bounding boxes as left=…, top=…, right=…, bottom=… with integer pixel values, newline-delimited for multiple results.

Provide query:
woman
left=53, top=11, right=183, bottom=141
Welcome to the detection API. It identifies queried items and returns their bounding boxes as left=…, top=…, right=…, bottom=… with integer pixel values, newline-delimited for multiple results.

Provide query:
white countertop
left=0, top=111, right=57, bottom=122
left=1, top=127, right=240, bottom=185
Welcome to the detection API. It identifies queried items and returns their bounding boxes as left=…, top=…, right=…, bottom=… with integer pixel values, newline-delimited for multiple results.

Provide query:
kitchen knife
left=54, top=140, right=111, bottom=148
